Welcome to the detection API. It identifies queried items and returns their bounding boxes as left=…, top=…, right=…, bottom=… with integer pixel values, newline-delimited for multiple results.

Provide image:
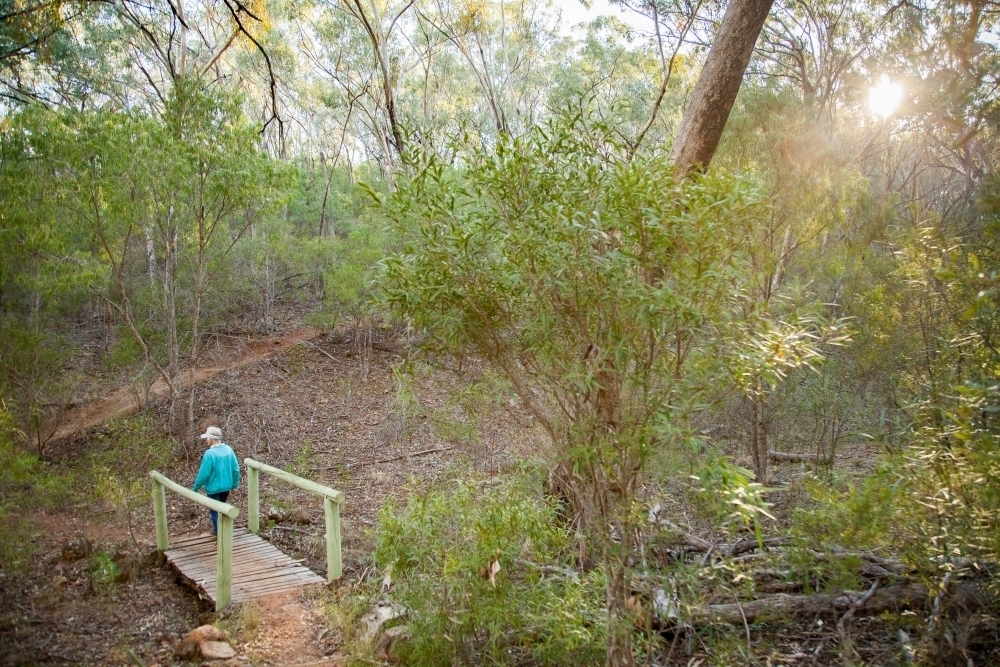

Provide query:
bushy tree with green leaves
left=379, top=111, right=839, bottom=665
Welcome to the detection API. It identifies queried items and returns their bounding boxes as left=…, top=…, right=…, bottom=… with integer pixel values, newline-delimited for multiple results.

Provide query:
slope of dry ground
left=0, top=326, right=546, bottom=666
left=0, top=321, right=912, bottom=666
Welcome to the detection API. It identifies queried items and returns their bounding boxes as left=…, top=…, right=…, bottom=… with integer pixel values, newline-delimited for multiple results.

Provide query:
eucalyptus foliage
left=375, top=470, right=607, bottom=666
left=1, top=83, right=292, bottom=435
left=379, top=113, right=839, bottom=663
left=381, top=113, right=835, bottom=523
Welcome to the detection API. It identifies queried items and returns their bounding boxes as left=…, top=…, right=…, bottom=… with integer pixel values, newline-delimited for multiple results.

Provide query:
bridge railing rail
left=149, top=470, right=239, bottom=609
left=244, top=458, right=344, bottom=581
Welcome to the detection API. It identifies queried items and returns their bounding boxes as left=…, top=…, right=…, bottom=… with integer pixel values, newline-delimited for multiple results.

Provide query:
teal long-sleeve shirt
left=192, top=444, right=241, bottom=495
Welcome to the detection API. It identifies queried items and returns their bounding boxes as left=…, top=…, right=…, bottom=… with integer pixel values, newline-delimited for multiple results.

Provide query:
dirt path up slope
left=49, top=327, right=319, bottom=443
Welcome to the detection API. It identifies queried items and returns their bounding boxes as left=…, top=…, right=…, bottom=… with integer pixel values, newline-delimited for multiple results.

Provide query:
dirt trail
left=240, top=590, right=342, bottom=666
left=49, top=327, right=319, bottom=443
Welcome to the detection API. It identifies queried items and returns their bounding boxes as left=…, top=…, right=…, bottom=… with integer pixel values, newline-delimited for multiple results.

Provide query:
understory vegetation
left=2, top=0, right=1000, bottom=664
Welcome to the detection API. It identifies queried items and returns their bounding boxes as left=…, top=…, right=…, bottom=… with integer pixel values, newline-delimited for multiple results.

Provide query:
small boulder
left=360, top=601, right=406, bottom=644
left=113, top=552, right=138, bottom=583
left=267, top=507, right=289, bottom=522
left=61, top=538, right=93, bottom=561
left=174, top=639, right=201, bottom=661
left=175, top=625, right=228, bottom=660
left=289, top=508, right=311, bottom=525
left=199, top=641, right=236, bottom=660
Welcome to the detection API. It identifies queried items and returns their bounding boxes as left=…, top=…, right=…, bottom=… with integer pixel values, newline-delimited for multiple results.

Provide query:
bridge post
left=216, top=514, right=234, bottom=610
left=152, top=479, right=169, bottom=554
left=324, top=496, right=342, bottom=581
left=248, top=466, right=260, bottom=534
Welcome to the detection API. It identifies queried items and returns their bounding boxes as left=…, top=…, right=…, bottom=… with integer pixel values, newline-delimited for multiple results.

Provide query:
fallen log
left=647, top=505, right=714, bottom=550
left=690, top=581, right=990, bottom=625
left=769, top=451, right=831, bottom=463
left=728, top=536, right=793, bottom=558
left=652, top=518, right=713, bottom=551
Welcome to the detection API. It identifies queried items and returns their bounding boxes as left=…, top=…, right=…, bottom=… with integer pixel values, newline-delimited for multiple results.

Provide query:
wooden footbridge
left=150, top=459, right=344, bottom=610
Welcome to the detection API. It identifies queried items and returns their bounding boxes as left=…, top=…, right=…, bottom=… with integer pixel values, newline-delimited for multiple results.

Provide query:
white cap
left=199, top=426, right=223, bottom=440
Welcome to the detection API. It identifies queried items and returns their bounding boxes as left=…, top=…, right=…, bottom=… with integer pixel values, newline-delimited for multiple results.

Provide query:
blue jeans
left=208, top=491, right=230, bottom=535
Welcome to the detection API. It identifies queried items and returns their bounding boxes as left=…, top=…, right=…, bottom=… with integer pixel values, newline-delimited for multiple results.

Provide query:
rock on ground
left=200, top=641, right=236, bottom=660
left=175, top=625, right=230, bottom=660
left=60, top=539, right=93, bottom=561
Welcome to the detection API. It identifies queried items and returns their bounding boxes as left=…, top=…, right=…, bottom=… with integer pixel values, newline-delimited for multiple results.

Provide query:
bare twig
left=837, top=579, right=880, bottom=657
left=648, top=506, right=713, bottom=550
left=318, top=446, right=453, bottom=470
left=295, top=339, right=338, bottom=363
left=734, top=592, right=751, bottom=648
left=926, top=571, right=953, bottom=637
left=837, top=579, right=880, bottom=634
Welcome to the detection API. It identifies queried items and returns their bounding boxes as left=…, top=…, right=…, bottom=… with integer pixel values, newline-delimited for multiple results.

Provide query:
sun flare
left=869, top=79, right=902, bottom=118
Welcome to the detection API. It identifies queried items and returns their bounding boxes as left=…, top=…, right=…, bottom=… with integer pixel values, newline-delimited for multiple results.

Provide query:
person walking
left=192, top=426, right=241, bottom=536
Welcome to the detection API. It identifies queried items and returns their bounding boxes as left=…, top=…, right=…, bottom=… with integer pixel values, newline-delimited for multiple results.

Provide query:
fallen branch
left=691, top=581, right=990, bottom=625
left=297, top=339, right=338, bottom=363
left=318, top=446, right=454, bottom=470
left=651, top=517, right=713, bottom=551
left=728, top=537, right=793, bottom=558
left=524, top=561, right=581, bottom=583
left=837, top=579, right=880, bottom=637
left=769, top=451, right=831, bottom=463
left=824, top=548, right=911, bottom=575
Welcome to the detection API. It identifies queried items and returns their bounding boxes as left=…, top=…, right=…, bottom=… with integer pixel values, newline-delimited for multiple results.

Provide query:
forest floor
left=0, top=316, right=930, bottom=666
left=0, top=315, right=546, bottom=666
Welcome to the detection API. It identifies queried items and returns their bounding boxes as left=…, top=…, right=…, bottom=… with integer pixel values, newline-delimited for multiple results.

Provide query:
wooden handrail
left=150, top=470, right=239, bottom=610
left=150, top=470, right=239, bottom=517
left=244, top=458, right=343, bottom=582
left=244, top=459, right=344, bottom=502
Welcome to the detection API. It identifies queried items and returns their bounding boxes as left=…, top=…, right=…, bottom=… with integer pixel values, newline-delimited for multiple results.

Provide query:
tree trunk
left=319, top=156, right=332, bottom=237
left=604, top=526, right=634, bottom=667
left=357, top=0, right=404, bottom=158
left=754, top=384, right=767, bottom=483
left=670, top=0, right=775, bottom=174
left=164, top=224, right=181, bottom=433
left=187, top=237, right=206, bottom=451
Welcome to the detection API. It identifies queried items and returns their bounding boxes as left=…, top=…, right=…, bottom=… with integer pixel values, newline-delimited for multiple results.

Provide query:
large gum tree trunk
left=670, top=0, right=776, bottom=174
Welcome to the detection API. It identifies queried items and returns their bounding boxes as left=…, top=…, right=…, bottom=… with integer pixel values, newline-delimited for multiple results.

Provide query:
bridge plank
left=168, top=542, right=281, bottom=561
left=164, top=530, right=324, bottom=606
left=174, top=557, right=309, bottom=582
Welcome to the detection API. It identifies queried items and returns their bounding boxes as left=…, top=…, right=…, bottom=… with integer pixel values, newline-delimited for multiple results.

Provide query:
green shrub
left=322, top=220, right=388, bottom=329
left=0, top=320, right=74, bottom=453
left=88, top=415, right=175, bottom=543
left=87, top=551, right=119, bottom=590
left=691, top=451, right=775, bottom=537
left=373, top=468, right=606, bottom=665
left=0, top=400, right=68, bottom=574
left=903, top=383, right=1000, bottom=569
